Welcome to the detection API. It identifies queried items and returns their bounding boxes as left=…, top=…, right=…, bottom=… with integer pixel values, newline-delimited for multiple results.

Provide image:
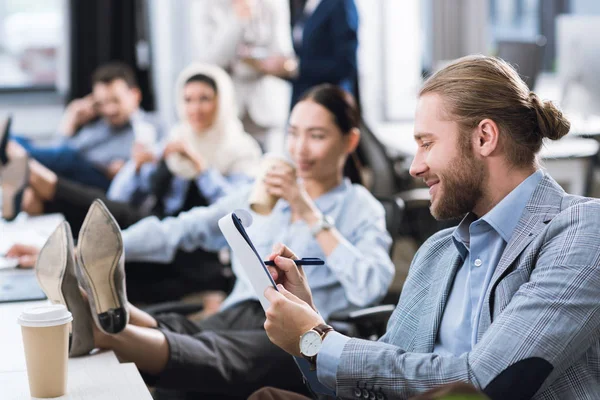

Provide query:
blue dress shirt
left=315, top=170, right=544, bottom=393
left=121, top=178, right=395, bottom=320
left=64, top=110, right=162, bottom=168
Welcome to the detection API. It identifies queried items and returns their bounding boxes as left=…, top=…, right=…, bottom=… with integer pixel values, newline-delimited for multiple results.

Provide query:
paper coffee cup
left=249, top=153, right=295, bottom=215
left=18, top=304, right=72, bottom=398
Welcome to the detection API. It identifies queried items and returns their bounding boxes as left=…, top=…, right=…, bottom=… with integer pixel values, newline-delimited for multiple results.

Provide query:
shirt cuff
left=317, top=331, right=350, bottom=391
left=195, top=168, right=227, bottom=203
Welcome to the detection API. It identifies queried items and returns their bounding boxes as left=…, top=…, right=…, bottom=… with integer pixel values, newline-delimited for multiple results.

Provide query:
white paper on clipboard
left=218, top=210, right=278, bottom=311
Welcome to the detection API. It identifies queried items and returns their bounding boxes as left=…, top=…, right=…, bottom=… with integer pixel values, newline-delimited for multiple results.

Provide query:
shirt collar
left=107, top=109, right=144, bottom=132
left=481, top=169, right=544, bottom=242
left=277, top=178, right=352, bottom=215
left=453, top=169, right=544, bottom=253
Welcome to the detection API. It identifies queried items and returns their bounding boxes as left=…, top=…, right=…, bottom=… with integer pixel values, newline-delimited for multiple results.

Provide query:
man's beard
left=430, top=148, right=486, bottom=221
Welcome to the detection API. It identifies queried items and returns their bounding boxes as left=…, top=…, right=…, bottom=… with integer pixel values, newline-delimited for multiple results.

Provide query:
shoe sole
left=77, top=200, right=127, bottom=334
left=0, top=116, right=10, bottom=166
left=36, top=222, right=95, bottom=357
left=35, top=223, right=68, bottom=305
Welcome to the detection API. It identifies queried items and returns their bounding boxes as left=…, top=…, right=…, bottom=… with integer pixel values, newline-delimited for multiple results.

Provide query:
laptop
left=0, top=268, right=46, bottom=303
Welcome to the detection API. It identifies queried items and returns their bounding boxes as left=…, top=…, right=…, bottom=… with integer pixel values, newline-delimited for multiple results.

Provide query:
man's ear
left=475, top=119, right=500, bottom=158
left=346, top=127, right=360, bottom=154
left=131, top=87, right=142, bottom=104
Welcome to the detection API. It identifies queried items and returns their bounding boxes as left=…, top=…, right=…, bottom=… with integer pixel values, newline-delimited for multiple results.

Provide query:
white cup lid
left=17, top=304, right=73, bottom=328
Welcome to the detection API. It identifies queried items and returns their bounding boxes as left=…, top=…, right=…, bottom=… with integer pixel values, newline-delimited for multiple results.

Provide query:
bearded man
left=260, top=55, right=600, bottom=400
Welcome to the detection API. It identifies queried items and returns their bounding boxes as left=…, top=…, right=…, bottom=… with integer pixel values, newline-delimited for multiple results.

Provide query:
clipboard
left=218, top=210, right=278, bottom=311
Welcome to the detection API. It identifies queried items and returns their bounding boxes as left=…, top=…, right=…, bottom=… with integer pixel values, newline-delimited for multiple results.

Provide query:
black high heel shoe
left=0, top=115, right=11, bottom=167
left=1, top=154, right=29, bottom=221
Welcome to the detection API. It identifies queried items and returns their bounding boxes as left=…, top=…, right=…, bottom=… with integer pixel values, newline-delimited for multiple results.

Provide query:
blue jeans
left=13, top=136, right=111, bottom=191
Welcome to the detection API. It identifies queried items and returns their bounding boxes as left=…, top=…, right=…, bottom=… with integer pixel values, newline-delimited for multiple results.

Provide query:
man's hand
left=106, top=159, right=126, bottom=179
left=244, top=56, right=298, bottom=79
left=5, top=244, right=40, bottom=268
left=264, top=284, right=325, bottom=357
left=59, top=94, right=97, bottom=136
left=266, top=243, right=315, bottom=309
left=232, top=0, right=252, bottom=20
left=132, top=143, right=156, bottom=172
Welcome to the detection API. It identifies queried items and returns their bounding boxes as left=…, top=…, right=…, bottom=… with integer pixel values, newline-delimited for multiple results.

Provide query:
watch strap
left=310, top=215, right=333, bottom=237
left=303, top=324, right=334, bottom=370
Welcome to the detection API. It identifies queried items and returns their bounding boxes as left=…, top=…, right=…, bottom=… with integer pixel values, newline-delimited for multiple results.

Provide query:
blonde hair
left=420, top=55, right=570, bottom=167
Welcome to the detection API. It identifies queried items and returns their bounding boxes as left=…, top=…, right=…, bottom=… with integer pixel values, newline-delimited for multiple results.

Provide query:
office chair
left=497, top=37, right=546, bottom=90
left=356, top=121, right=449, bottom=246
left=326, top=187, right=404, bottom=340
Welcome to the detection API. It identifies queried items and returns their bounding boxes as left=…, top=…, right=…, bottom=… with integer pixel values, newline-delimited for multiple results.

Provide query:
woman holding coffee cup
left=34, top=84, right=395, bottom=398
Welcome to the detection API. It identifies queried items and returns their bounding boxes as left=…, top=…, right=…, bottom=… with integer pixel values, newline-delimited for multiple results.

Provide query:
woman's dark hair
left=299, top=84, right=363, bottom=184
left=185, top=74, right=218, bottom=94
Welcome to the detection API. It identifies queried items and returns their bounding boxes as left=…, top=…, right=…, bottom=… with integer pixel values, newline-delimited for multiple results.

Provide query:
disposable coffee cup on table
left=249, top=153, right=296, bottom=215
left=17, top=304, right=72, bottom=398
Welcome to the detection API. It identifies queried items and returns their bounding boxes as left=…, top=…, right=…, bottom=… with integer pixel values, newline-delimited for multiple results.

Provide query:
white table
left=0, top=301, right=152, bottom=399
left=0, top=214, right=65, bottom=269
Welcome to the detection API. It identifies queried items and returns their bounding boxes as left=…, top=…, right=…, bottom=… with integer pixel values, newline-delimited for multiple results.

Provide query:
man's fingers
left=6, top=244, right=37, bottom=257
left=277, top=284, right=306, bottom=306
left=18, top=256, right=36, bottom=268
left=273, top=256, right=302, bottom=278
left=269, top=243, right=299, bottom=260
left=264, top=285, right=284, bottom=303
left=267, top=266, right=279, bottom=281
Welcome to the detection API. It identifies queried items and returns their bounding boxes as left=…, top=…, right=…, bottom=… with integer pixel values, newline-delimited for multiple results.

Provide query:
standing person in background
left=191, top=0, right=293, bottom=151
left=248, top=0, right=359, bottom=108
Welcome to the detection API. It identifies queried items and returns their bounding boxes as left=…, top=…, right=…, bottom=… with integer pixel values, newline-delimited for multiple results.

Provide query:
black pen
left=264, top=257, right=325, bottom=266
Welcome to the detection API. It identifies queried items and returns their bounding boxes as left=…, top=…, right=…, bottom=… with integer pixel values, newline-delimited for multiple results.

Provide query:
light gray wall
left=0, top=93, right=64, bottom=138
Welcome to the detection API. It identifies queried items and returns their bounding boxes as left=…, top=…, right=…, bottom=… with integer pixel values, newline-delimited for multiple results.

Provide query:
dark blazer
left=291, top=0, right=359, bottom=106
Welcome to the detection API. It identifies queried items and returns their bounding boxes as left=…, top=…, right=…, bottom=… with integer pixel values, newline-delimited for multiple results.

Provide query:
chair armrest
left=396, top=188, right=430, bottom=208
left=328, top=304, right=395, bottom=324
left=143, top=301, right=204, bottom=316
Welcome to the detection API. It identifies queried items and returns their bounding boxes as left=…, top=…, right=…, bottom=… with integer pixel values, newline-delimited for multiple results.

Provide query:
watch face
left=300, top=330, right=322, bottom=357
left=323, top=215, right=335, bottom=227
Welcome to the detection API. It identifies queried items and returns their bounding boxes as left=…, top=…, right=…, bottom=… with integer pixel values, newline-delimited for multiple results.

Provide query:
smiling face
left=183, top=81, right=218, bottom=132
left=286, top=100, right=354, bottom=182
left=409, top=93, right=486, bottom=220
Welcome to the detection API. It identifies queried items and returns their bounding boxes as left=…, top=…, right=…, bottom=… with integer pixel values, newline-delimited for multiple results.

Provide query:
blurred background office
left=2, top=0, right=600, bottom=295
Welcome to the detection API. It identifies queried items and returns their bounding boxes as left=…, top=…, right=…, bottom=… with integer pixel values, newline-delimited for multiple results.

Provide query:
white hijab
left=165, top=63, right=262, bottom=178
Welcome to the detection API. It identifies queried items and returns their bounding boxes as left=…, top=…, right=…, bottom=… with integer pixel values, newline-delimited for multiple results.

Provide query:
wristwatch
left=299, top=323, right=335, bottom=370
left=310, top=215, right=335, bottom=237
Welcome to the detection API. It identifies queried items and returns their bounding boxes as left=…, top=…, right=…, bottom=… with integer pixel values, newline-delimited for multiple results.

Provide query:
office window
left=0, top=0, right=66, bottom=91
left=489, top=0, right=540, bottom=42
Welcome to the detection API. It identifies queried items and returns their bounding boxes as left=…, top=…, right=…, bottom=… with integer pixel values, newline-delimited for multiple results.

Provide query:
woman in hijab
left=108, top=62, right=263, bottom=219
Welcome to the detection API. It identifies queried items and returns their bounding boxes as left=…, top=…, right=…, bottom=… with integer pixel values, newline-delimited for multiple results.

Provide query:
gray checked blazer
left=334, top=174, right=600, bottom=399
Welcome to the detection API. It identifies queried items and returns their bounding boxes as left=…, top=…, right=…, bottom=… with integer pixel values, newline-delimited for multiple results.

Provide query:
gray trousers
left=149, top=301, right=310, bottom=400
